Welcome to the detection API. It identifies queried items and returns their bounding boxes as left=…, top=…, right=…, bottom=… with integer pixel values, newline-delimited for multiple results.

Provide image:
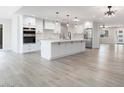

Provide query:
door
left=0, top=24, right=3, bottom=49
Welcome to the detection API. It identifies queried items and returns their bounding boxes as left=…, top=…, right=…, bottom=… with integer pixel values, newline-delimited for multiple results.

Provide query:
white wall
left=92, top=22, right=100, bottom=48
left=100, top=27, right=124, bottom=44
left=11, top=15, right=20, bottom=52
left=0, top=18, right=11, bottom=50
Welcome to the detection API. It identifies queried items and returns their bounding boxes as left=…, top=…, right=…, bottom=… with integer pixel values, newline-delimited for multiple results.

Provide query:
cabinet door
left=44, top=20, right=55, bottom=29
left=36, top=19, right=43, bottom=33
left=36, top=40, right=41, bottom=51
left=23, top=44, right=32, bottom=53
left=54, top=23, right=61, bottom=33
left=23, top=44, right=39, bottom=53
left=23, top=16, right=36, bottom=27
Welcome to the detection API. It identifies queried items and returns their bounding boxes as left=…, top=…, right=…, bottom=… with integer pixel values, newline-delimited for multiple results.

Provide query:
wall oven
left=23, top=27, right=36, bottom=44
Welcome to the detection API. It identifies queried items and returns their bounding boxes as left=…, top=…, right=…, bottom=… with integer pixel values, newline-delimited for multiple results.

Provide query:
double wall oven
left=23, top=27, right=36, bottom=44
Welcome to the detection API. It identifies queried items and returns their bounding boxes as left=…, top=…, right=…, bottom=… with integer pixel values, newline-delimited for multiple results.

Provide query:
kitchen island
left=41, top=39, right=85, bottom=60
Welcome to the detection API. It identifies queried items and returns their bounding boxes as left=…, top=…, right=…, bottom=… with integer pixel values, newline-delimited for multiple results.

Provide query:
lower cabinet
left=51, top=41, right=85, bottom=59
left=23, top=43, right=40, bottom=53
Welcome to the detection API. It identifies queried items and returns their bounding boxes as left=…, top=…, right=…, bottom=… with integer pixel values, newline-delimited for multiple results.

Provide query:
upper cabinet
left=36, top=18, right=43, bottom=33
left=23, top=16, right=36, bottom=27
left=23, top=16, right=61, bottom=33
left=43, top=20, right=55, bottom=30
left=54, top=22, right=61, bottom=33
left=43, top=20, right=61, bottom=33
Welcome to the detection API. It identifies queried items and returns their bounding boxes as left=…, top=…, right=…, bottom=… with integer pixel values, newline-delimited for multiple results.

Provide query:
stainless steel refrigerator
left=84, top=28, right=93, bottom=48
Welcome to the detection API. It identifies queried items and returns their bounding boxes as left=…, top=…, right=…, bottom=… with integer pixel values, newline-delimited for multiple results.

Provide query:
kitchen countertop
left=40, top=39, right=85, bottom=43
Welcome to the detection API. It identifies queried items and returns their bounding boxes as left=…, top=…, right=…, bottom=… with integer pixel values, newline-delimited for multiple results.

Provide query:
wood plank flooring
left=0, top=44, right=124, bottom=87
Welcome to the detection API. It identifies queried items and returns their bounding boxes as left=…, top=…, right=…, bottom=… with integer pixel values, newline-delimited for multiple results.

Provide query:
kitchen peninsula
left=41, top=39, right=85, bottom=60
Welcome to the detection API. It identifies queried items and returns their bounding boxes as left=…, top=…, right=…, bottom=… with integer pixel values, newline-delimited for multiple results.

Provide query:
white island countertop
left=40, top=39, right=85, bottom=43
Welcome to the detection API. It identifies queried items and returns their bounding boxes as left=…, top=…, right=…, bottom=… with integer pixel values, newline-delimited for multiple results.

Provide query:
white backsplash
left=36, top=32, right=84, bottom=40
left=36, top=33, right=59, bottom=40
left=72, top=33, right=84, bottom=39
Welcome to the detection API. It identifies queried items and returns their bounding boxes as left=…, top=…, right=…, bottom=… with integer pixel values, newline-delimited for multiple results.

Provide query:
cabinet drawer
left=23, top=44, right=38, bottom=53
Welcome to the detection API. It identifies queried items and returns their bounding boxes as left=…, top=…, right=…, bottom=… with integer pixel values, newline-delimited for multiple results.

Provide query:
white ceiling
left=1, top=6, right=124, bottom=26
left=16, top=6, right=124, bottom=25
left=0, top=6, right=22, bottom=19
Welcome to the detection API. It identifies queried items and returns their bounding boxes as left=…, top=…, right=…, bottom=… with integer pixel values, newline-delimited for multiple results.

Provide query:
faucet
left=68, top=32, right=71, bottom=40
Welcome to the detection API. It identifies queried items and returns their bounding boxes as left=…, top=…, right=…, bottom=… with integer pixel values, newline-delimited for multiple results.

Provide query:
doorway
left=0, top=24, right=3, bottom=49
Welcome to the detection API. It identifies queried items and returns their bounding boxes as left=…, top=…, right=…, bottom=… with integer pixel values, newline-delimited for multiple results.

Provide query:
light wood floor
left=0, top=44, right=124, bottom=87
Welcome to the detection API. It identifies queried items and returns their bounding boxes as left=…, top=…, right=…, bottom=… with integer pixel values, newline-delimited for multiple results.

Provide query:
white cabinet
left=54, top=23, right=61, bottom=33
left=23, top=44, right=39, bottom=53
left=36, top=18, right=43, bottom=33
left=36, top=40, right=41, bottom=50
left=51, top=42, right=66, bottom=57
left=23, top=44, right=33, bottom=53
left=42, top=20, right=61, bottom=33
left=41, top=40, right=85, bottom=60
left=44, top=20, right=55, bottom=29
left=23, top=16, right=36, bottom=27
left=11, top=15, right=41, bottom=54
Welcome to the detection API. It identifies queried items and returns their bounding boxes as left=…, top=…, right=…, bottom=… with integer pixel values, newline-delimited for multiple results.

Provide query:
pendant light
left=74, top=17, right=78, bottom=27
left=66, top=15, right=70, bottom=27
left=55, top=12, right=59, bottom=25
left=74, top=17, right=80, bottom=27
left=73, top=17, right=80, bottom=22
